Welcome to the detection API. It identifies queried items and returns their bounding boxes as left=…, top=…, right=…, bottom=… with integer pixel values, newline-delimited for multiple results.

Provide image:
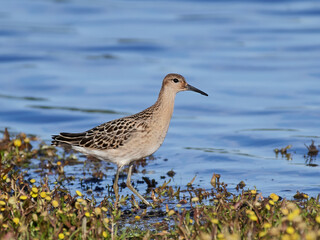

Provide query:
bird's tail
left=52, top=132, right=86, bottom=147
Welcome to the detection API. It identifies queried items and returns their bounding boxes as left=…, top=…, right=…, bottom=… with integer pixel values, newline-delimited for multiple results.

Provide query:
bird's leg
left=126, top=164, right=151, bottom=206
left=113, top=166, right=122, bottom=207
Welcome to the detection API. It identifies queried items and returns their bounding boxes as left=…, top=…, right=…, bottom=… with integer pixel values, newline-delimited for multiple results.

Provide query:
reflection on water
left=185, top=146, right=273, bottom=160
left=0, top=94, right=47, bottom=101
left=237, top=128, right=299, bottom=132
left=29, top=105, right=128, bottom=115
left=0, top=0, right=320, bottom=198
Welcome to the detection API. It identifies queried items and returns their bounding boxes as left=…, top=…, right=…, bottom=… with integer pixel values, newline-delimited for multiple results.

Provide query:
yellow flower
left=251, top=189, right=257, bottom=194
left=281, top=208, right=289, bottom=215
left=76, top=190, right=82, bottom=197
left=287, top=202, right=296, bottom=210
left=259, top=231, right=267, bottom=238
left=101, top=207, right=108, bottom=212
left=246, top=209, right=258, bottom=221
left=2, top=175, right=7, bottom=181
left=8, top=197, right=16, bottom=205
left=134, top=216, right=141, bottom=221
left=191, top=197, right=199, bottom=202
left=269, top=193, right=279, bottom=202
left=315, top=215, right=320, bottom=224
left=75, top=202, right=81, bottom=210
left=77, top=199, right=87, bottom=206
left=103, top=218, right=109, bottom=225
left=263, top=223, right=271, bottom=229
left=288, top=213, right=294, bottom=221
left=14, top=139, right=22, bottom=147
left=292, top=208, right=300, bottom=215
left=306, top=232, right=317, bottom=240
left=269, top=200, right=275, bottom=205
left=265, top=204, right=270, bottom=211
left=94, top=207, right=101, bottom=216
left=189, top=219, right=193, bottom=224
left=24, top=138, right=30, bottom=143
left=40, top=192, right=47, bottom=198
left=281, top=234, right=290, bottom=240
left=288, top=208, right=300, bottom=221
left=30, top=179, right=36, bottom=184
left=102, top=231, right=107, bottom=238
left=303, top=194, right=309, bottom=199
left=13, top=217, right=19, bottom=225
left=246, top=210, right=255, bottom=215
left=3, top=223, right=8, bottom=228
left=57, top=161, right=62, bottom=166
left=0, top=201, right=6, bottom=206
left=249, top=214, right=258, bottom=221
left=32, top=187, right=38, bottom=193
left=286, top=226, right=295, bottom=235
left=32, top=213, right=38, bottom=222
left=31, top=193, right=38, bottom=198
left=217, top=233, right=225, bottom=239
left=19, top=195, right=28, bottom=200
left=45, top=196, right=52, bottom=201
left=0, top=194, right=8, bottom=200
left=52, top=200, right=59, bottom=208
left=58, top=233, right=64, bottom=239
left=211, top=218, right=219, bottom=224
left=168, top=210, right=175, bottom=217
left=85, top=212, right=90, bottom=217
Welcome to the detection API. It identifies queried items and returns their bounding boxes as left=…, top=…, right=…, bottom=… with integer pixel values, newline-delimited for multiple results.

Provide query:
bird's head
left=162, top=73, right=208, bottom=96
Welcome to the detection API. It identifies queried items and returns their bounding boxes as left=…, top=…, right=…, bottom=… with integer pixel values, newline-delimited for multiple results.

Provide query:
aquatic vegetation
left=305, top=140, right=319, bottom=157
left=274, top=145, right=292, bottom=160
left=0, top=129, right=319, bottom=239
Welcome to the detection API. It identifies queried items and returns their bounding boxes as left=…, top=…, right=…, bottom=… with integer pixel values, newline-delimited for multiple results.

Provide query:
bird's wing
left=52, top=117, right=147, bottom=150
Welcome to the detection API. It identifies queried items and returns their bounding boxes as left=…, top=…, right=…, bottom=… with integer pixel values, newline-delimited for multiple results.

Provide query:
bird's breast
left=141, top=118, right=171, bottom=155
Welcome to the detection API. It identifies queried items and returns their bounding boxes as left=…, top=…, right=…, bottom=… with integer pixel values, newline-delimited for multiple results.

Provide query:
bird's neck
left=153, top=86, right=176, bottom=121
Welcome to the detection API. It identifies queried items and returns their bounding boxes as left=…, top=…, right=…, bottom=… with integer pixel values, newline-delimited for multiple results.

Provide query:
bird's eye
left=172, top=78, right=179, bottom=83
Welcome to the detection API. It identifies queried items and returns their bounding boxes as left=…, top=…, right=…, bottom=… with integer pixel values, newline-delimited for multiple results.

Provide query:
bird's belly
left=72, top=146, right=135, bottom=167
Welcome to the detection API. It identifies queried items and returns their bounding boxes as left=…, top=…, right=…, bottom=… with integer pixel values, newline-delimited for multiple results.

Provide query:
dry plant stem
left=111, top=218, right=115, bottom=240
left=82, top=217, right=87, bottom=240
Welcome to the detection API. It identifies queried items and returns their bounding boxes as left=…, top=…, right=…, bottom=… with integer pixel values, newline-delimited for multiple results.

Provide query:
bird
left=52, top=73, right=208, bottom=206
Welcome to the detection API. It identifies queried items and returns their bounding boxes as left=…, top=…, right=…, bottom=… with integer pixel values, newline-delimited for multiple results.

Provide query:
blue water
left=1, top=0, right=320, bottom=199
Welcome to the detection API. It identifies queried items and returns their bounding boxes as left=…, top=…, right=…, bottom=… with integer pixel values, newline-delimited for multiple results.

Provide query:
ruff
left=52, top=73, right=208, bottom=205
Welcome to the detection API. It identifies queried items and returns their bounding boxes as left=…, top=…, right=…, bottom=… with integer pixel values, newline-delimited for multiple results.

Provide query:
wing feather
left=52, top=117, right=147, bottom=150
